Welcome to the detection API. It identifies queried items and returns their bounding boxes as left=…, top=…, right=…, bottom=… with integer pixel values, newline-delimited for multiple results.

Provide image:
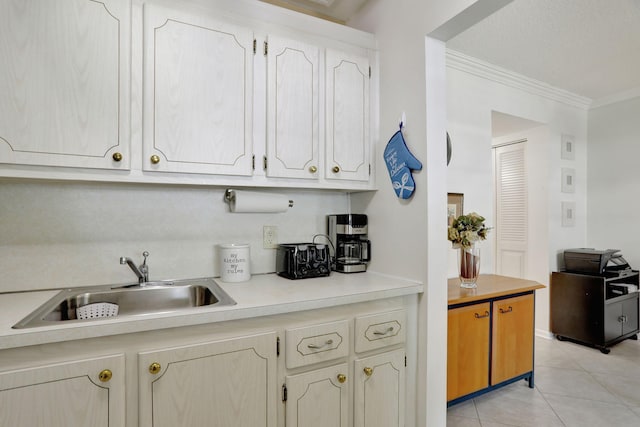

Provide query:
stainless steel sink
left=12, top=278, right=236, bottom=329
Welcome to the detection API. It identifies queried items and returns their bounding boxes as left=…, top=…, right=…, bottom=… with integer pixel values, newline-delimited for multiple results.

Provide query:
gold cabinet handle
left=98, top=369, right=112, bottom=382
left=150, top=155, right=160, bottom=164
left=337, top=373, right=347, bottom=383
left=474, top=311, right=490, bottom=319
left=149, top=362, right=162, bottom=375
left=363, top=367, right=373, bottom=377
left=309, top=165, right=317, bottom=173
left=332, top=166, right=340, bottom=173
left=112, top=152, right=123, bottom=162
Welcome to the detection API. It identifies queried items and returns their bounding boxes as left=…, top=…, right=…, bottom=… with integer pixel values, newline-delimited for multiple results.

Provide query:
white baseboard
left=535, top=329, right=554, bottom=340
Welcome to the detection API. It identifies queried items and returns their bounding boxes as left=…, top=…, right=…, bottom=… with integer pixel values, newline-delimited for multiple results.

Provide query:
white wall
left=349, top=1, right=497, bottom=426
left=446, top=61, right=589, bottom=333
left=0, top=179, right=348, bottom=293
left=587, top=96, right=640, bottom=266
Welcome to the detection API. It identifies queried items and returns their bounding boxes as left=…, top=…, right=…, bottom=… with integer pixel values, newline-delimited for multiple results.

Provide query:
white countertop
left=0, top=271, right=422, bottom=350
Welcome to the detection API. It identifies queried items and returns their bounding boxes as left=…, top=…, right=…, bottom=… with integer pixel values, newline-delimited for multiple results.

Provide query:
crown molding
left=590, top=86, right=640, bottom=109
left=446, top=49, right=592, bottom=110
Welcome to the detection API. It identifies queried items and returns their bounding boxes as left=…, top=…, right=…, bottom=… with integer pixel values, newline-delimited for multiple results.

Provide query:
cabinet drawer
left=354, top=310, right=406, bottom=353
left=285, top=320, right=349, bottom=369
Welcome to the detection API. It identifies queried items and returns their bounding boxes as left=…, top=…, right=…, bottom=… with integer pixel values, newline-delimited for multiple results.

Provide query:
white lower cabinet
left=354, top=349, right=406, bottom=427
left=0, top=301, right=411, bottom=427
left=283, top=309, right=407, bottom=427
left=0, top=354, right=125, bottom=427
left=285, top=363, right=349, bottom=427
left=138, top=331, right=277, bottom=427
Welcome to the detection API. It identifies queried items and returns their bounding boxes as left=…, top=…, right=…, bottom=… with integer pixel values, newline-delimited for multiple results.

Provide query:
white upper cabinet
left=0, top=0, right=130, bottom=169
left=325, top=49, right=370, bottom=182
left=0, top=0, right=375, bottom=188
left=265, top=35, right=320, bottom=180
left=142, top=5, right=254, bottom=175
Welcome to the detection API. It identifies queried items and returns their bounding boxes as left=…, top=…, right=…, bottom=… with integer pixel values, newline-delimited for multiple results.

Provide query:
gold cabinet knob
left=337, top=373, right=347, bottom=383
left=332, top=166, right=340, bottom=173
left=150, top=155, right=160, bottom=164
left=149, top=362, right=162, bottom=375
left=363, top=367, right=373, bottom=377
left=112, top=152, right=123, bottom=162
left=98, top=369, right=112, bottom=382
left=309, top=165, right=317, bottom=173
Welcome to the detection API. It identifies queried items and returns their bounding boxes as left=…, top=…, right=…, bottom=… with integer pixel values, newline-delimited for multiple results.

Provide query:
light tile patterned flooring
left=447, top=336, right=640, bottom=426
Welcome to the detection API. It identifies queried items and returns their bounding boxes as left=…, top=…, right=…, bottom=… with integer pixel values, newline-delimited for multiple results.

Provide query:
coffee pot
left=328, top=214, right=371, bottom=273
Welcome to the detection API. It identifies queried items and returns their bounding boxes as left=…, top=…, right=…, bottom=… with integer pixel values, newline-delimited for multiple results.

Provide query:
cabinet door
left=138, top=332, right=277, bottom=427
left=266, top=35, right=319, bottom=179
left=354, top=349, right=405, bottom=427
left=605, top=295, right=639, bottom=341
left=325, top=49, right=370, bottom=182
left=285, top=363, right=348, bottom=427
left=0, top=354, right=125, bottom=427
left=143, top=5, right=253, bottom=175
left=491, top=294, right=534, bottom=385
left=0, top=0, right=130, bottom=170
left=622, top=296, right=639, bottom=336
left=447, top=302, right=490, bottom=401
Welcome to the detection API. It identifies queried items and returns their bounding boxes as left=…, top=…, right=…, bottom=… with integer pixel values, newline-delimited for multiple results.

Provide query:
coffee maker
left=328, top=214, right=371, bottom=273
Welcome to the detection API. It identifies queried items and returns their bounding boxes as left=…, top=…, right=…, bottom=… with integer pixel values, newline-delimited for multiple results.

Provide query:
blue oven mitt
left=383, top=124, right=422, bottom=199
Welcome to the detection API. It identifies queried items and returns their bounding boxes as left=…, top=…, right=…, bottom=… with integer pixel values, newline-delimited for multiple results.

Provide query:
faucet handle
left=142, top=251, right=149, bottom=266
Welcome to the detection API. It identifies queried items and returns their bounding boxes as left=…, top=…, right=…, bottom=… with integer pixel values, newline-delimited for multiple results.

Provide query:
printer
left=563, top=248, right=632, bottom=276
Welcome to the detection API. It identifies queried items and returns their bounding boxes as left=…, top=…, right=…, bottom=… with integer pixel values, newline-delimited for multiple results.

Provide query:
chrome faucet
left=120, top=251, right=149, bottom=284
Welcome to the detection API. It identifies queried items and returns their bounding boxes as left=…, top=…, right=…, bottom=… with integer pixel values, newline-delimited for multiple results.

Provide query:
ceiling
left=447, top=0, right=640, bottom=104
left=269, top=0, right=640, bottom=106
left=259, top=0, right=369, bottom=23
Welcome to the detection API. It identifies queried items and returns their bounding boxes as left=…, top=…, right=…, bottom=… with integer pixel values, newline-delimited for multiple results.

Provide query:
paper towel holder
left=224, top=189, right=294, bottom=209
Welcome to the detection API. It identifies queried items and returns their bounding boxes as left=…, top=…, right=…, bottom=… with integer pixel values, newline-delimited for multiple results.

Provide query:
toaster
left=276, top=243, right=331, bottom=280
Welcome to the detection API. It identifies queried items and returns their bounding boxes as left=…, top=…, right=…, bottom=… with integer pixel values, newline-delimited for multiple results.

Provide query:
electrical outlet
left=263, top=225, right=278, bottom=249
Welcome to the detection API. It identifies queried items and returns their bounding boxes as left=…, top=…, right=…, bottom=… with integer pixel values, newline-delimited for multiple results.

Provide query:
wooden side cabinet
left=491, top=294, right=535, bottom=385
left=447, top=275, right=543, bottom=406
left=447, top=302, right=490, bottom=401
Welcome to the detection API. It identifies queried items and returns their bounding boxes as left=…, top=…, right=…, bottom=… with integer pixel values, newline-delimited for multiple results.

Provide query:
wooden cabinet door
left=447, top=302, right=490, bottom=401
left=491, top=294, right=534, bottom=385
left=266, top=35, right=319, bottom=179
left=0, top=354, right=125, bottom=427
left=138, top=332, right=277, bottom=427
left=325, top=49, right=370, bottom=182
left=354, top=349, right=405, bottom=427
left=143, top=5, right=253, bottom=175
left=285, top=363, right=348, bottom=427
left=0, top=0, right=130, bottom=170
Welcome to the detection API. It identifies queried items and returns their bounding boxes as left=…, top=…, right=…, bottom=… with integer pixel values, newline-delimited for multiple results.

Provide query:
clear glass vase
left=458, top=245, right=480, bottom=288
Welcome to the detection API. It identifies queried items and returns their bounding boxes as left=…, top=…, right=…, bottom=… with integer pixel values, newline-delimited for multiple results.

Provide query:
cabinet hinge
left=282, top=384, right=288, bottom=402
left=252, top=154, right=255, bottom=170
left=369, top=66, right=371, bottom=78
left=369, top=164, right=371, bottom=176
left=264, top=41, right=268, bottom=56
left=405, top=356, right=407, bottom=367
left=253, top=39, right=257, bottom=54
left=263, top=155, right=268, bottom=171
left=277, top=336, right=280, bottom=357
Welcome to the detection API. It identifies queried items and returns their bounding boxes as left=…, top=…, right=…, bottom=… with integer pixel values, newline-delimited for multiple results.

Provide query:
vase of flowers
left=447, top=212, right=491, bottom=288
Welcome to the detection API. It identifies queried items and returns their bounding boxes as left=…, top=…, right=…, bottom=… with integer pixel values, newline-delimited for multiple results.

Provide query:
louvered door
left=494, top=142, right=527, bottom=278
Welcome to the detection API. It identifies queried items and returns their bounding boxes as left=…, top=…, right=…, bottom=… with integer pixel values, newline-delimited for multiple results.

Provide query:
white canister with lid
left=219, top=243, right=251, bottom=282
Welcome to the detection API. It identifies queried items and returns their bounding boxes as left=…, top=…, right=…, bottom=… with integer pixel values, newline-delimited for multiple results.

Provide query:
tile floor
left=447, top=335, right=640, bottom=426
